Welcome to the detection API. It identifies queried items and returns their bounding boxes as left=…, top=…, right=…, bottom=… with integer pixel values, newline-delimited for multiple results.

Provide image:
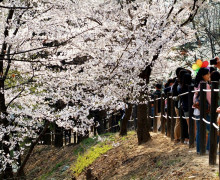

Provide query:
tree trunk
left=0, top=81, right=13, bottom=178
left=120, top=104, right=132, bottom=136
left=54, top=124, right=63, bottom=147
left=132, top=105, right=138, bottom=130
left=136, top=65, right=152, bottom=144
left=0, top=9, right=15, bottom=179
left=17, top=121, right=50, bottom=178
left=137, top=104, right=151, bottom=145
left=96, top=110, right=106, bottom=135
left=42, top=122, right=51, bottom=145
left=111, top=115, right=116, bottom=133
left=108, top=114, right=112, bottom=133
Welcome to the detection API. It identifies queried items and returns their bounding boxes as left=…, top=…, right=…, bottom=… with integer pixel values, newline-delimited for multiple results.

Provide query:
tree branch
left=0, top=5, right=32, bottom=10
left=166, top=0, right=177, bottom=19
left=110, top=37, right=133, bottom=74
left=16, top=121, right=50, bottom=178
left=180, top=0, right=206, bottom=27
left=87, top=17, right=102, bottom=25
left=3, top=45, right=12, bottom=81
left=4, top=24, right=101, bottom=56
left=6, top=68, right=34, bottom=107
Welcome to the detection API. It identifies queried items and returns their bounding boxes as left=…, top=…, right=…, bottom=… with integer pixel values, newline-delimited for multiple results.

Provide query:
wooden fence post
left=112, top=115, right=116, bottom=133
left=64, top=130, right=68, bottom=146
left=104, top=118, right=107, bottom=132
left=68, top=130, right=71, bottom=144
left=188, top=85, right=195, bottom=148
left=171, top=93, right=175, bottom=141
left=64, top=130, right=71, bottom=145
left=108, top=115, right=112, bottom=133
left=161, top=94, right=165, bottom=134
left=153, top=95, right=158, bottom=133
left=148, top=99, right=152, bottom=131
left=167, top=92, right=171, bottom=137
left=134, top=105, right=138, bottom=130
left=74, top=132, right=76, bottom=144
left=77, top=132, right=82, bottom=144
left=179, top=106, right=184, bottom=144
left=209, top=81, right=219, bottom=165
left=94, top=121, right=97, bottom=136
left=200, top=82, right=207, bottom=155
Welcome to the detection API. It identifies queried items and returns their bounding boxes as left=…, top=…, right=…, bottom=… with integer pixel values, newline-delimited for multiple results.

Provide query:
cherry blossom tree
left=0, top=0, right=207, bottom=178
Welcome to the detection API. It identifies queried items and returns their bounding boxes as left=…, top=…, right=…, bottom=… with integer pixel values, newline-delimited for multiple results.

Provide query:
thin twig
left=0, top=5, right=32, bottom=10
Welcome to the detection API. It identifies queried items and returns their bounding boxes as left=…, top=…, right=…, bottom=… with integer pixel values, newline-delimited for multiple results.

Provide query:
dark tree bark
left=108, top=114, right=112, bottom=133
left=0, top=8, right=14, bottom=179
left=17, top=121, right=50, bottom=178
left=120, top=104, right=132, bottom=136
left=136, top=65, right=152, bottom=144
left=137, top=104, right=151, bottom=145
left=54, top=124, right=63, bottom=147
left=96, top=110, right=106, bottom=135
left=42, top=122, right=51, bottom=145
left=90, top=110, right=106, bottom=135
left=132, top=105, right=138, bottom=130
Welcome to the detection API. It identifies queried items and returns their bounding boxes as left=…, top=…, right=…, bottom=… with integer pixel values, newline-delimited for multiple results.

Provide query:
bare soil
left=25, top=132, right=219, bottom=180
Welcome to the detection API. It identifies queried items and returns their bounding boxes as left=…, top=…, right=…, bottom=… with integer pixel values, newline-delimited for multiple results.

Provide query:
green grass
left=71, top=143, right=112, bottom=177
left=70, top=131, right=135, bottom=177
left=39, top=161, right=66, bottom=180
left=156, top=160, right=162, bottom=167
left=166, top=158, right=181, bottom=166
left=127, top=131, right=136, bottom=136
left=73, top=137, right=97, bottom=155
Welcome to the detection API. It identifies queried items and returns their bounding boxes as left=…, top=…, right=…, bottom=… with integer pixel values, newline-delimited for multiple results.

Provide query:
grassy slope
left=25, top=131, right=219, bottom=180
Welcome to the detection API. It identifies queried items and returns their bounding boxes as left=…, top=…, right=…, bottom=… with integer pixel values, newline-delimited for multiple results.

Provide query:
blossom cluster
left=0, top=0, right=206, bottom=173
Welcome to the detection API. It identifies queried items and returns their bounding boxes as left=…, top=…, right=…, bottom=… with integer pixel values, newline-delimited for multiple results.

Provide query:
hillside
left=25, top=132, right=219, bottom=180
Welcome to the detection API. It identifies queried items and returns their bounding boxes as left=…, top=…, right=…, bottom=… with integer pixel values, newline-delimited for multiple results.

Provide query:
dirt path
left=79, top=132, right=219, bottom=180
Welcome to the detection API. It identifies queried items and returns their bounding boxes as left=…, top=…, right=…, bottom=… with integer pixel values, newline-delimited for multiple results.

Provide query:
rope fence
left=148, top=83, right=219, bottom=131
left=148, top=81, right=220, bottom=175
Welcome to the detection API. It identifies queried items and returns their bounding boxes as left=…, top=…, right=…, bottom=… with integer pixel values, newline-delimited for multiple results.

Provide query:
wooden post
left=77, top=132, right=82, bottom=144
left=64, top=130, right=67, bottom=145
left=113, top=115, right=117, bottom=133
left=68, top=130, right=71, bottom=144
left=200, top=82, right=207, bottom=155
left=171, top=93, right=175, bottom=141
left=52, top=130, right=54, bottom=145
left=153, top=95, right=158, bottom=133
left=74, top=132, right=76, bottom=144
left=94, top=121, right=97, bottom=136
left=133, top=105, right=138, bottom=130
left=108, top=115, right=112, bottom=133
left=209, top=81, right=218, bottom=165
left=167, top=93, right=171, bottom=137
left=161, top=94, right=165, bottom=134
left=86, top=168, right=92, bottom=180
left=148, top=100, right=152, bottom=132
left=188, top=85, right=195, bottom=148
left=179, top=106, right=184, bottom=143
left=111, top=115, right=115, bottom=133
left=104, top=118, right=107, bottom=132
